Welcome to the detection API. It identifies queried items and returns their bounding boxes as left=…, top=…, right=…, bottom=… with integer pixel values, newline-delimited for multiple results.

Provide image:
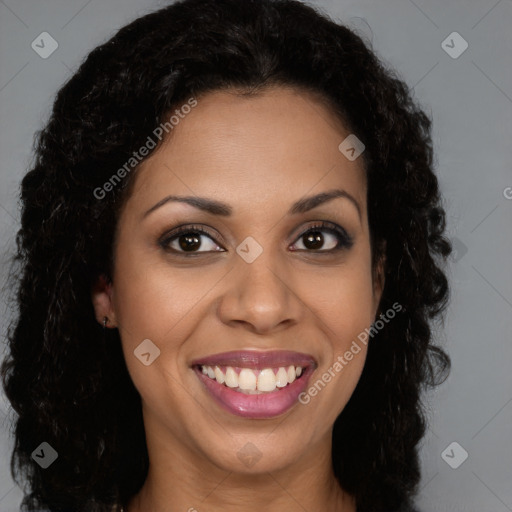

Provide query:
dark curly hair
left=1, top=0, right=451, bottom=511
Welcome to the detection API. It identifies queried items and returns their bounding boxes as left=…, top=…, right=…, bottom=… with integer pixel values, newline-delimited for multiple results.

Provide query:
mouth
left=190, top=350, right=317, bottom=419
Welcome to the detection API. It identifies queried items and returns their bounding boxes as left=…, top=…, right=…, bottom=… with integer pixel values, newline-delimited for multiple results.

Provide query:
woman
left=1, top=0, right=451, bottom=510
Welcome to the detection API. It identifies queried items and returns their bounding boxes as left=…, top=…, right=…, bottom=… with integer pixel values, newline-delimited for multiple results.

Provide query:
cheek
left=317, top=271, right=373, bottom=373
left=111, top=247, right=229, bottom=400
left=112, top=248, right=221, bottom=344
left=329, top=268, right=376, bottom=343
left=295, top=256, right=375, bottom=420
left=299, top=255, right=377, bottom=342
left=110, top=254, right=205, bottom=430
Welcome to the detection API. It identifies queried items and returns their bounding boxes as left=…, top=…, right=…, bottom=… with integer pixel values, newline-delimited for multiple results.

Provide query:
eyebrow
left=142, top=188, right=362, bottom=220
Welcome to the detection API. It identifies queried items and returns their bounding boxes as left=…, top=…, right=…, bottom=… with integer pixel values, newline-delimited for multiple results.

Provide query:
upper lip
left=190, top=350, right=317, bottom=370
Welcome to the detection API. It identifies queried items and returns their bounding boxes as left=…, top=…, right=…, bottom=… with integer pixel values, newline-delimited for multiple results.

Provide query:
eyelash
left=159, top=221, right=353, bottom=256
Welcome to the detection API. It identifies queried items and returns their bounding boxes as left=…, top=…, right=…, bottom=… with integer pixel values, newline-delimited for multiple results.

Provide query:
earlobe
left=91, top=273, right=117, bottom=327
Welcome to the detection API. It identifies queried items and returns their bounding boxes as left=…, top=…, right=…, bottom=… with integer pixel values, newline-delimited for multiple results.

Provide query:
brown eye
left=160, top=226, right=224, bottom=254
left=301, top=230, right=327, bottom=250
left=159, top=221, right=353, bottom=257
left=291, top=222, right=353, bottom=252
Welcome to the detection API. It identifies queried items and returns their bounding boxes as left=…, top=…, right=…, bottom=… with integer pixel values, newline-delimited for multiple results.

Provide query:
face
left=92, top=86, right=384, bottom=477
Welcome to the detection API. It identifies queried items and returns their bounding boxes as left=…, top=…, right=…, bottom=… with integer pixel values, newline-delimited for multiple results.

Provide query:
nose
left=217, top=247, right=304, bottom=335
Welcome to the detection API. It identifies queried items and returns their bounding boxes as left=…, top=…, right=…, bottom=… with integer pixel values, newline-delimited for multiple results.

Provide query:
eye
left=159, top=221, right=353, bottom=256
left=290, top=221, right=353, bottom=252
left=159, top=224, right=224, bottom=254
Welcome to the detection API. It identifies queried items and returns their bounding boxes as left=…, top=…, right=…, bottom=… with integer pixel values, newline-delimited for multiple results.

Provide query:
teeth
left=238, top=369, right=257, bottom=390
left=225, top=367, right=238, bottom=388
left=200, top=364, right=304, bottom=393
left=214, top=366, right=225, bottom=384
left=257, top=368, right=276, bottom=392
left=275, top=367, right=288, bottom=388
left=287, top=365, right=296, bottom=384
left=238, top=388, right=263, bottom=395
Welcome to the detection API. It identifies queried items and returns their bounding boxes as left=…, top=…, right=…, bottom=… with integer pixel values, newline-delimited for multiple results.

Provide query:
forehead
left=124, top=86, right=367, bottom=218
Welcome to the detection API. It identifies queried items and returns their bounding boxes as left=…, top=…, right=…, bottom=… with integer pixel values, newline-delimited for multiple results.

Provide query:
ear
left=91, top=273, right=117, bottom=327
left=371, top=241, right=386, bottom=318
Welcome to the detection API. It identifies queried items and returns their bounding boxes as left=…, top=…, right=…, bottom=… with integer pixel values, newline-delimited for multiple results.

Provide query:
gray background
left=0, top=0, right=511, bottom=511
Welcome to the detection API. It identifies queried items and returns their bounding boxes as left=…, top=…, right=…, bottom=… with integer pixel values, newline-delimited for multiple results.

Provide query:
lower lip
left=194, top=366, right=314, bottom=419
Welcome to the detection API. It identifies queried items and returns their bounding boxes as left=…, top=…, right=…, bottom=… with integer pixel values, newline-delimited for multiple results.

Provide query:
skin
left=92, top=86, right=385, bottom=512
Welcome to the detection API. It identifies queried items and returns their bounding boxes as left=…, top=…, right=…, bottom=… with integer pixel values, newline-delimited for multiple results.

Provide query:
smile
left=191, top=350, right=316, bottom=419
left=200, top=364, right=303, bottom=393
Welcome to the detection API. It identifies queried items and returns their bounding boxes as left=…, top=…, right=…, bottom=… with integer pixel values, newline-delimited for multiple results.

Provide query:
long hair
left=1, top=1, right=451, bottom=510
